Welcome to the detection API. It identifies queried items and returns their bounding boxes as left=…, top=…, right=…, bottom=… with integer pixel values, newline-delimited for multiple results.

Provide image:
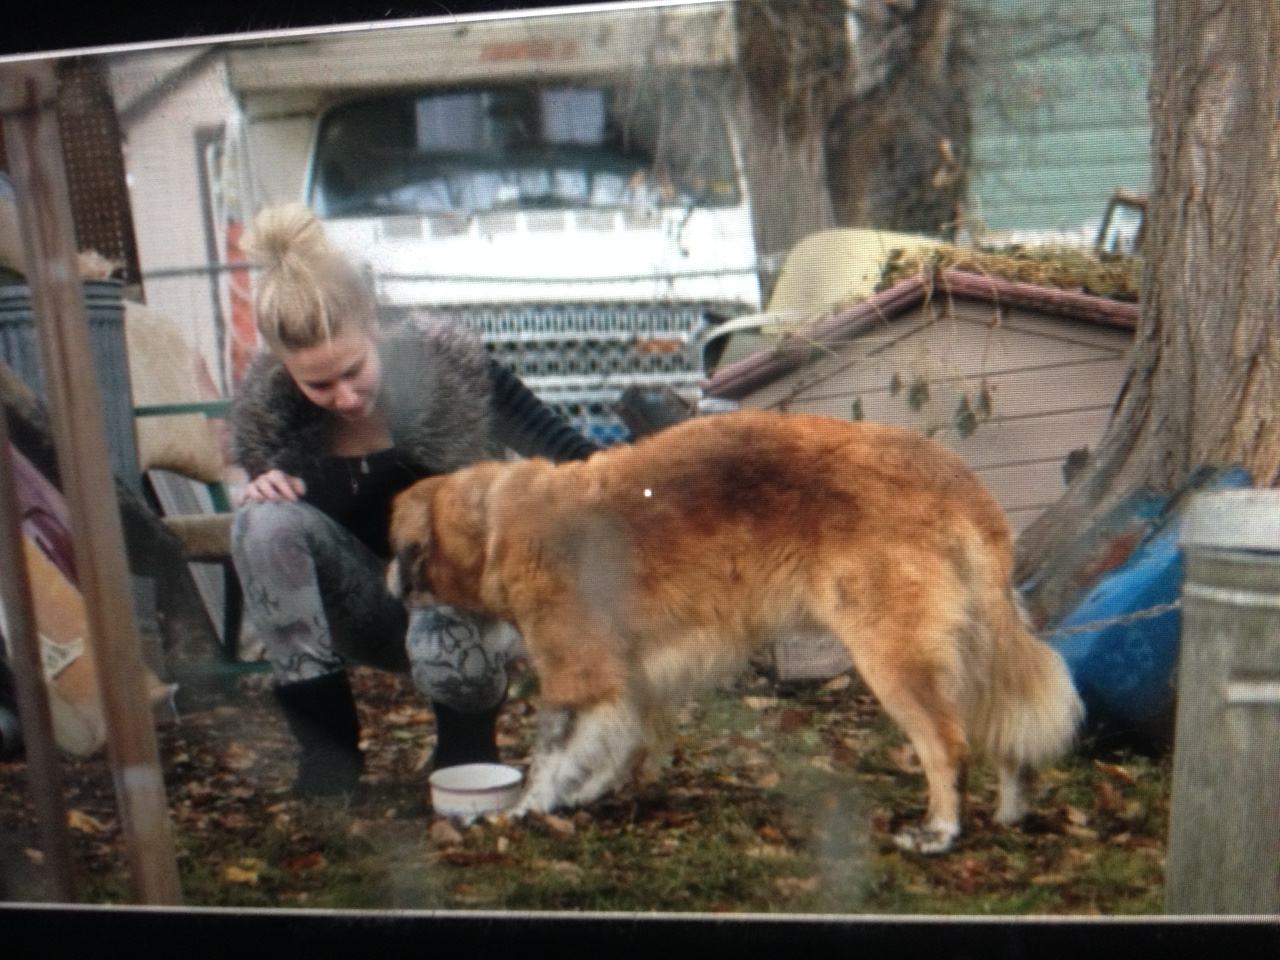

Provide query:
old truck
left=220, top=4, right=763, bottom=442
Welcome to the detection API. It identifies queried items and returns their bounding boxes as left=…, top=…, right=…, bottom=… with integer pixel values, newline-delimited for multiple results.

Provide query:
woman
left=228, top=203, right=597, bottom=796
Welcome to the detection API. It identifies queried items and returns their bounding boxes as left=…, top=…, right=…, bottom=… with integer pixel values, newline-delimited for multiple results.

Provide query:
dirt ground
left=0, top=659, right=1170, bottom=913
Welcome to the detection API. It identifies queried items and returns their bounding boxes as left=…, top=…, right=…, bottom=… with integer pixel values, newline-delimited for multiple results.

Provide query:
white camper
left=222, top=4, right=762, bottom=442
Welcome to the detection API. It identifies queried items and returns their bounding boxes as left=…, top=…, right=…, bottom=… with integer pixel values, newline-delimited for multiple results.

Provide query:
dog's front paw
left=893, top=823, right=959, bottom=855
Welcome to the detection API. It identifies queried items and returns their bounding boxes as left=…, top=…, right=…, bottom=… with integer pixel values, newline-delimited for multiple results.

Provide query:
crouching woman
left=228, top=203, right=597, bottom=796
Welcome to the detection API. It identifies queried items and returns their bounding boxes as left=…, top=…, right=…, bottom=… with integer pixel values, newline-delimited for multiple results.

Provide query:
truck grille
left=426, top=302, right=742, bottom=446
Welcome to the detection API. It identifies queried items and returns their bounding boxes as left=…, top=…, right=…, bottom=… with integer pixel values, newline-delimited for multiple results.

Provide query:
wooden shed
left=702, top=269, right=1140, bottom=536
left=702, top=268, right=1139, bottom=680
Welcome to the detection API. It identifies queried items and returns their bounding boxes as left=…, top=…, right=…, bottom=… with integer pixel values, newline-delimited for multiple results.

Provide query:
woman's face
left=280, top=329, right=383, bottom=421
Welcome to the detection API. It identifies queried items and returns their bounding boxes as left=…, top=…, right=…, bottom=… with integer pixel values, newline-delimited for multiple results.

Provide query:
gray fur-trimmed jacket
left=230, top=317, right=598, bottom=481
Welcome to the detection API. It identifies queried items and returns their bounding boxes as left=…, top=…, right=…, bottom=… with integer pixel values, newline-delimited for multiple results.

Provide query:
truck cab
left=224, top=6, right=762, bottom=443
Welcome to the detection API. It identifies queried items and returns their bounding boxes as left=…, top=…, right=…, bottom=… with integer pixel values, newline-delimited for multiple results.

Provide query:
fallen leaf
left=1094, top=760, right=1138, bottom=784
left=778, top=708, right=811, bottom=734
left=1064, top=805, right=1089, bottom=827
left=496, top=836, right=511, bottom=855
left=221, top=744, right=257, bottom=771
left=541, top=814, right=576, bottom=837
left=754, top=770, right=781, bottom=789
left=1094, top=780, right=1125, bottom=815
left=1030, top=873, right=1069, bottom=885
left=746, top=843, right=791, bottom=859
left=820, top=675, right=852, bottom=693
left=452, top=882, right=494, bottom=905
left=831, top=744, right=858, bottom=767
left=67, top=810, right=109, bottom=833
left=284, top=853, right=327, bottom=872
left=384, top=708, right=431, bottom=726
left=758, top=825, right=786, bottom=844
left=742, top=696, right=779, bottom=711
left=809, top=755, right=836, bottom=774
left=773, top=875, right=820, bottom=897
left=222, top=863, right=260, bottom=885
left=430, top=820, right=465, bottom=846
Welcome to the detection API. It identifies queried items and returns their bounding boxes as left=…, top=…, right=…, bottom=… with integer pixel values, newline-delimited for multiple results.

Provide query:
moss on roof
left=877, top=244, right=1142, bottom=303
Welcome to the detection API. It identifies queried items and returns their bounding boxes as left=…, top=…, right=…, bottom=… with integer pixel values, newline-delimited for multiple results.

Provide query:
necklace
left=346, top=455, right=370, bottom=494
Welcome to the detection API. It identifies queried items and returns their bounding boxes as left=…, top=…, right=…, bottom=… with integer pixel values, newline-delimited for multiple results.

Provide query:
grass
left=0, top=666, right=1171, bottom=914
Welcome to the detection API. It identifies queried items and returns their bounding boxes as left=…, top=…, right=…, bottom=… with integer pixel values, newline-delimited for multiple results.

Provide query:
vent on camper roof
left=427, top=214, right=471, bottom=238
left=476, top=212, right=517, bottom=236
left=380, top=217, right=424, bottom=241
left=575, top=210, right=616, bottom=232
left=526, top=212, right=567, bottom=233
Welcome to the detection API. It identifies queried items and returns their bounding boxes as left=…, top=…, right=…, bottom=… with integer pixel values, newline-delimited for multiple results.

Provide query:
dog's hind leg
left=512, top=697, right=645, bottom=815
left=994, top=757, right=1035, bottom=825
left=828, top=616, right=969, bottom=855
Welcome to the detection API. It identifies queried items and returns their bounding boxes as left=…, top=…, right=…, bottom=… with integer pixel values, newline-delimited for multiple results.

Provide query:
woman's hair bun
left=241, top=203, right=376, bottom=351
left=242, top=202, right=330, bottom=269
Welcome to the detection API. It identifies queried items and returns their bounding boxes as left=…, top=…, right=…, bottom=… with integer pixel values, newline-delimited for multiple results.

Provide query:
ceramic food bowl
left=429, top=763, right=524, bottom=819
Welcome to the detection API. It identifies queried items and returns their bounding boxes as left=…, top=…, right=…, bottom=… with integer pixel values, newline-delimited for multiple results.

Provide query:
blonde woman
left=228, top=203, right=597, bottom=796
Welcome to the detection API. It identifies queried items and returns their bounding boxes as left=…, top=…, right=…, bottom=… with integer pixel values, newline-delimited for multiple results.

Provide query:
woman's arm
left=486, top=360, right=600, bottom=463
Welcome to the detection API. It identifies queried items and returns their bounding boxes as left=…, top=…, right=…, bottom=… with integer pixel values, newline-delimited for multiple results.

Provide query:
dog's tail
left=972, top=558, right=1084, bottom=771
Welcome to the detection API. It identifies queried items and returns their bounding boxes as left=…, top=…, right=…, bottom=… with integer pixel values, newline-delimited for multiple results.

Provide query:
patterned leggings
left=230, top=500, right=520, bottom=712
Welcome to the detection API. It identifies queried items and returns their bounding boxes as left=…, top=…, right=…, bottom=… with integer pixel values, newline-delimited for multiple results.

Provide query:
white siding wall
left=108, top=49, right=235, bottom=389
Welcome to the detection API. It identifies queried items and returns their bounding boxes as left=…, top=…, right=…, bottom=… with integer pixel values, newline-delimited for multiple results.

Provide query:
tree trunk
left=733, top=0, right=849, bottom=264
left=826, top=0, right=971, bottom=236
left=1015, top=1, right=1280, bottom=581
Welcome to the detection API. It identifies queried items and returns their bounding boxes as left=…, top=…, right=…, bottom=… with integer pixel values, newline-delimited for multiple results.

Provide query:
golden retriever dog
left=388, top=409, right=1083, bottom=853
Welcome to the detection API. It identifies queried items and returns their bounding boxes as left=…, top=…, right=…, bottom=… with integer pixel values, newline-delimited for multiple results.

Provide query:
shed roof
left=701, top=268, right=1140, bottom=402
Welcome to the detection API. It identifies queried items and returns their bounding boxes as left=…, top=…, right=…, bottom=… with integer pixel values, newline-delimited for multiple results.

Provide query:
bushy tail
left=975, top=580, right=1084, bottom=770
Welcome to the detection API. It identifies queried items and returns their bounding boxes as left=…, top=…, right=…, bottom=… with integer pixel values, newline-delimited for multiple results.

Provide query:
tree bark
left=733, top=0, right=849, bottom=264
left=1015, top=0, right=1280, bottom=581
left=826, top=0, right=971, bottom=236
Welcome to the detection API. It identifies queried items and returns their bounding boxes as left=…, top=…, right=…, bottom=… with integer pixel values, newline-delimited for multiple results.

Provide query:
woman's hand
left=237, top=469, right=306, bottom=505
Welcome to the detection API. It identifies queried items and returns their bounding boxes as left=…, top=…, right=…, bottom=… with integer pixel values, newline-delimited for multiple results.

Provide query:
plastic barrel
left=1166, top=489, right=1280, bottom=914
left=0, top=280, right=140, bottom=494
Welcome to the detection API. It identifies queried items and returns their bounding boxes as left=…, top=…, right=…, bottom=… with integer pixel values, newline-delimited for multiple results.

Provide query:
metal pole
left=0, top=61, right=182, bottom=905
left=0, top=414, right=77, bottom=901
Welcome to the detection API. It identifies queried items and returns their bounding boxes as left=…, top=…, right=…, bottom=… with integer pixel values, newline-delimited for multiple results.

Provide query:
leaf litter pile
left=0, top=661, right=1168, bottom=913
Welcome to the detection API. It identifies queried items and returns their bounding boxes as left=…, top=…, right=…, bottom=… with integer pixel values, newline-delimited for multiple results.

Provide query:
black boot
left=273, top=671, right=364, bottom=797
left=430, top=699, right=502, bottom=770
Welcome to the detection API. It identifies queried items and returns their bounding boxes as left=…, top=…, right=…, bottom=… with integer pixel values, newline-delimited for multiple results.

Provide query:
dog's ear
left=387, top=478, right=438, bottom=602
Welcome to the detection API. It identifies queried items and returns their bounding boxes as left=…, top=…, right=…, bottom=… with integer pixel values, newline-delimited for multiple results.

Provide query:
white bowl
left=429, top=763, right=524, bottom=819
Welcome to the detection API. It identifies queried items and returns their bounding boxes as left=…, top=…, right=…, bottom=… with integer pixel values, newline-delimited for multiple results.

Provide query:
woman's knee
left=230, top=500, right=330, bottom=581
left=405, top=607, right=517, bottom=712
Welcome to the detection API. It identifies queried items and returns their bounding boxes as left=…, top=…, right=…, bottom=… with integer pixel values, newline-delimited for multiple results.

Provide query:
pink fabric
left=7, top=443, right=76, bottom=584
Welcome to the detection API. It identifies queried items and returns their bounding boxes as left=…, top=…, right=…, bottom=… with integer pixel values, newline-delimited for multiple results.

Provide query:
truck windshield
left=309, top=81, right=741, bottom=218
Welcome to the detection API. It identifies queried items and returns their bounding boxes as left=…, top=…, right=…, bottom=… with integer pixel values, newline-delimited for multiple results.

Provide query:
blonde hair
left=241, top=203, right=376, bottom=352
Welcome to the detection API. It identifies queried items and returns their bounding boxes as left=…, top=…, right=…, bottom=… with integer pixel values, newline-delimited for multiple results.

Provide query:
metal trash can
left=1166, top=489, right=1280, bottom=914
left=0, top=279, right=140, bottom=494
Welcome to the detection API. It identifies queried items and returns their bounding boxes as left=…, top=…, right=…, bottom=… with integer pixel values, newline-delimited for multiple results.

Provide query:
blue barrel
left=0, top=280, right=140, bottom=494
left=1047, top=466, right=1252, bottom=737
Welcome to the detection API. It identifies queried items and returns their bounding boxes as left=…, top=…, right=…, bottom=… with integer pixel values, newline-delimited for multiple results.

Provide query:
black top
left=297, top=447, right=431, bottom=559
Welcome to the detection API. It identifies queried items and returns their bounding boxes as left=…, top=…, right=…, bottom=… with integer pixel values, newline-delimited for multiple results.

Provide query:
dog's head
left=387, top=461, right=505, bottom=610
